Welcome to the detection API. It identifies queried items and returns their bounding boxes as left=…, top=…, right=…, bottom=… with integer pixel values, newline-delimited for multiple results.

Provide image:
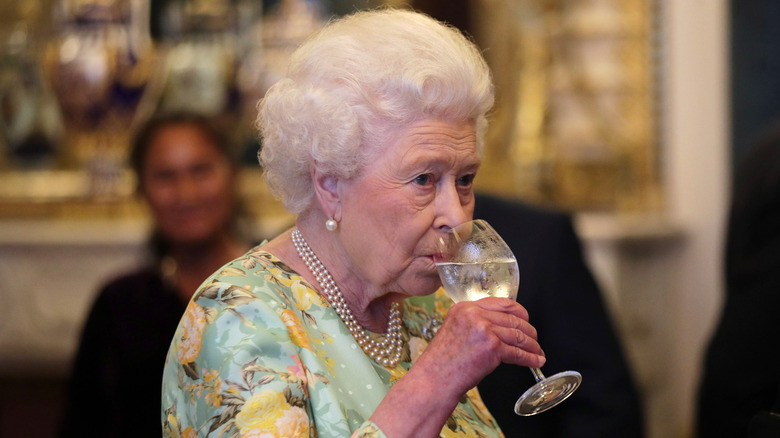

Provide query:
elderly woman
left=161, top=9, right=545, bottom=438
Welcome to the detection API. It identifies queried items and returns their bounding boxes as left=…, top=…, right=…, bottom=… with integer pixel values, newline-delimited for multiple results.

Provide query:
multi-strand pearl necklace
left=292, top=228, right=403, bottom=367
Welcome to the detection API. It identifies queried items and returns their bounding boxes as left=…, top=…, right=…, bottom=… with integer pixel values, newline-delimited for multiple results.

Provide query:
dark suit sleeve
left=474, top=194, right=644, bottom=438
left=697, top=131, right=780, bottom=437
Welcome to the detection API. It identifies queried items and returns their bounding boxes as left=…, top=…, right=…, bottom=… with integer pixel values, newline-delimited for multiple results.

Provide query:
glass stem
left=530, top=367, right=546, bottom=383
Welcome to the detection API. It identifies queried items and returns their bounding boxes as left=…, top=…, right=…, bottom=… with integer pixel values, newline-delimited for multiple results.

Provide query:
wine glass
left=435, top=219, right=582, bottom=416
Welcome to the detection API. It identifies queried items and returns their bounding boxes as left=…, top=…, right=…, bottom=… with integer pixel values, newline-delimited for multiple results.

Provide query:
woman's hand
left=369, top=297, right=545, bottom=438
left=416, top=297, right=546, bottom=396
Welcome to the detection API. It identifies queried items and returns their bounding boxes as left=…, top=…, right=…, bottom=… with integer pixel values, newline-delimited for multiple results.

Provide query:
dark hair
left=129, top=111, right=246, bottom=259
left=130, top=111, right=235, bottom=191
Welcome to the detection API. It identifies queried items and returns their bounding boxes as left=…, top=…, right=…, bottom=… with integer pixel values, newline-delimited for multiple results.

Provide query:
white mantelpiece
left=0, top=221, right=146, bottom=376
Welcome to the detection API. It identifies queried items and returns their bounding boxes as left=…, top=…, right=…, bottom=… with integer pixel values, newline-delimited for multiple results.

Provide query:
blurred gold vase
left=0, top=25, right=64, bottom=168
left=44, top=0, right=158, bottom=197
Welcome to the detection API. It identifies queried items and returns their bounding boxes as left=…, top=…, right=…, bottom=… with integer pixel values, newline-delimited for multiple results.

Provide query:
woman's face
left=337, top=118, right=480, bottom=298
left=141, top=123, right=236, bottom=247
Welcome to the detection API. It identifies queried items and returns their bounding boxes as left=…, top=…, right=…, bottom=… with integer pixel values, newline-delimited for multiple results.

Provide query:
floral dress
left=161, top=246, right=505, bottom=438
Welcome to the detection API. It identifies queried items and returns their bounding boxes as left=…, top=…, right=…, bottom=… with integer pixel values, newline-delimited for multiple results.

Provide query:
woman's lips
left=429, top=253, right=445, bottom=264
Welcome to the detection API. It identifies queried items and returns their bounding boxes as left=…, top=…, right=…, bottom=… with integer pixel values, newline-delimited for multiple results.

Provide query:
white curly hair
left=257, top=8, right=494, bottom=214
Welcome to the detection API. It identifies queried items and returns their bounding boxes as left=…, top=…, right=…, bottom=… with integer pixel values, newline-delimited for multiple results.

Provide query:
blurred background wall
left=0, top=0, right=775, bottom=437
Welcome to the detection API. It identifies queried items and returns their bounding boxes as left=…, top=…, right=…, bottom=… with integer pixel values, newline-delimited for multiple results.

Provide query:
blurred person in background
left=59, top=112, right=252, bottom=437
left=697, top=118, right=780, bottom=437
left=475, top=193, right=645, bottom=437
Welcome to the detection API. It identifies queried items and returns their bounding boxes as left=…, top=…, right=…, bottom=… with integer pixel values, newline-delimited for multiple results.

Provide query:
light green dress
left=161, top=246, right=505, bottom=438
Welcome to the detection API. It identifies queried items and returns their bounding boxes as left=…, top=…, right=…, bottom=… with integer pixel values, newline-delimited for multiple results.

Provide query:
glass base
left=514, top=370, right=582, bottom=416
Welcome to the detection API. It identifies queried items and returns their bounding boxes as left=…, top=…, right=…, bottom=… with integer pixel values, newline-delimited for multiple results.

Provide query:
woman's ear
left=311, top=164, right=342, bottom=221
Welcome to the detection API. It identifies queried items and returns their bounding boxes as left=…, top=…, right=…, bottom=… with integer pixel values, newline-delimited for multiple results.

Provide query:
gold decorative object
left=0, top=2, right=64, bottom=168
left=257, top=0, right=326, bottom=92
left=235, top=0, right=325, bottom=164
left=473, top=0, right=661, bottom=212
left=44, top=0, right=159, bottom=198
left=155, top=0, right=238, bottom=117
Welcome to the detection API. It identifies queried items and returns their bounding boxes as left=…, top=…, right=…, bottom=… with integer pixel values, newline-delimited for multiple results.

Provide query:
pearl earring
left=325, top=217, right=338, bottom=231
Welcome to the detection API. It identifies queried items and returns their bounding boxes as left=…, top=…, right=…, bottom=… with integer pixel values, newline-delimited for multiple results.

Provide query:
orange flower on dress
left=281, top=309, right=313, bottom=351
left=202, top=368, right=223, bottom=407
left=182, top=426, right=197, bottom=438
left=274, top=406, right=309, bottom=437
left=177, top=301, right=206, bottom=364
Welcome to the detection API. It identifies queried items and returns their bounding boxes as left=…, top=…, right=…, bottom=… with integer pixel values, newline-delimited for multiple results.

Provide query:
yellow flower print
left=281, top=309, right=313, bottom=351
left=440, top=426, right=460, bottom=438
left=164, top=413, right=181, bottom=437
left=386, top=364, right=406, bottom=384
left=351, top=423, right=381, bottom=438
left=291, top=280, right=314, bottom=311
left=266, top=265, right=294, bottom=287
left=455, top=417, right=479, bottom=437
left=274, top=406, right=309, bottom=437
left=314, top=348, right=337, bottom=375
left=467, top=387, right=497, bottom=428
left=177, top=301, right=206, bottom=364
left=434, top=288, right=451, bottom=316
left=241, top=430, right=275, bottom=438
left=291, top=280, right=326, bottom=309
left=467, top=387, right=489, bottom=415
left=235, top=389, right=289, bottom=434
left=408, top=336, right=427, bottom=363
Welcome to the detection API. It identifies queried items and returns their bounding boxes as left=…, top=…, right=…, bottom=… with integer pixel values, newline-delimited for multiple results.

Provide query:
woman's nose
left=174, top=176, right=200, bottom=203
left=433, top=184, right=471, bottom=231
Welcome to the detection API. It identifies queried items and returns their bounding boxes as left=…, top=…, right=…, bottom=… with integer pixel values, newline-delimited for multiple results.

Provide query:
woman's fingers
left=413, top=298, right=547, bottom=396
left=472, top=296, right=530, bottom=321
left=476, top=302, right=538, bottom=341
left=440, top=298, right=546, bottom=367
left=493, top=325, right=546, bottom=368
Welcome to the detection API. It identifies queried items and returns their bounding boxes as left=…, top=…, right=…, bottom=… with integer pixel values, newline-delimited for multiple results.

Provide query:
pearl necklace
left=292, top=228, right=403, bottom=367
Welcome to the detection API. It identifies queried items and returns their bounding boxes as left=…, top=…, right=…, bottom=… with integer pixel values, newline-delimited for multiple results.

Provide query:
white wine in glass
left=436, top=219, right=582, bottom=416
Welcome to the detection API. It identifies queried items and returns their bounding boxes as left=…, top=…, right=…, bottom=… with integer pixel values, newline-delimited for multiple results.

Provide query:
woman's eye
left=413, top=173, right=432, bottom=185
left=457, top=174, right=475, bottom=187
left=147, top=170, right=176, bottom=185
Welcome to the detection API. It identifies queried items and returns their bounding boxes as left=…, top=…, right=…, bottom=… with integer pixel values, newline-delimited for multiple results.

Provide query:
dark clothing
left=60, top=267, right=186, bottom=438
left=474, top=193, right=644, bottom=438
left=697, top=129, right=780, bottom=437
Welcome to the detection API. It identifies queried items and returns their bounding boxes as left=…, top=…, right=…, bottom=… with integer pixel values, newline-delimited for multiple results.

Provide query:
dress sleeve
left=162, top=277, right=316, bottom=437
left=161, top=261, right=392, bottom=438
